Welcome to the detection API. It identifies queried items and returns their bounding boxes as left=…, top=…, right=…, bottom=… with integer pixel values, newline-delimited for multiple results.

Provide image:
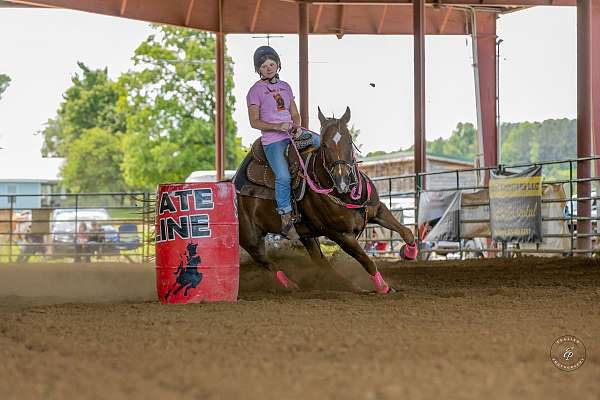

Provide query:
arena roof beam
left=439, top=5, right=453, bottom=34
left=185, top=0, right=196, bottom=27
left=250, top=0, right=261, bottom=32
left=307, top=0, right=573, bottom=6
left=312, top=4, right=324, bottom=32
left=1, top=0, right=523, bottom=35
left=376, top=4, right=388, bottom=34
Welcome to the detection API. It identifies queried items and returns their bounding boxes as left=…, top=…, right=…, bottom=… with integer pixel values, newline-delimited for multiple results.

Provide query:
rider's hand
left=279, top=122, right=291, bottom=132
left=293, top=126, right=302, bottom=139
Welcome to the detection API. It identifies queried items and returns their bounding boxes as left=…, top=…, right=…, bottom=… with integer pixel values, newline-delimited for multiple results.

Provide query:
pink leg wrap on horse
left=371, top=271, right=390, bottom=294
left=275, top=271, right=290, bottom=288
left=403, top=242, right=418, bottom=260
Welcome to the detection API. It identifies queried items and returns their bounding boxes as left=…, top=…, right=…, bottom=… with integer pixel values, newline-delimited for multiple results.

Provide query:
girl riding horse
left=246, top=46, right=320, bottom=240
left=237, top=103, right=419, bottom=294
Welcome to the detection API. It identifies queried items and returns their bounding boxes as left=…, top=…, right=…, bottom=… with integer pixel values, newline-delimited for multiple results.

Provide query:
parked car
left=186, top=170, right=236, bottom=182
left=51, top=208, right=118, bottom=254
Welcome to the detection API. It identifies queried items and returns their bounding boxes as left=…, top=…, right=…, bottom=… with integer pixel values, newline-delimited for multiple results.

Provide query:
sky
left=0, top=6, right=577, bottom=168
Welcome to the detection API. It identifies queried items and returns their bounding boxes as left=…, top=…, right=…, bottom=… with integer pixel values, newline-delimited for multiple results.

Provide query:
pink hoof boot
left=371, top=271, right=390, bottom=294
left=401, top=242, right=418, bottom=260
left=275, top=271, right=290, bottom=288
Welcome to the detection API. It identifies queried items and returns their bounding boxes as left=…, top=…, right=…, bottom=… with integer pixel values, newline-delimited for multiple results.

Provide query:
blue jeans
left=263, top=133, right=321, bottom=214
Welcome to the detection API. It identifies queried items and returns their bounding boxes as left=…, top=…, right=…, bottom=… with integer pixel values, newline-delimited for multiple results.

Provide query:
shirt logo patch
left=273, top=93, right=285, bottom=112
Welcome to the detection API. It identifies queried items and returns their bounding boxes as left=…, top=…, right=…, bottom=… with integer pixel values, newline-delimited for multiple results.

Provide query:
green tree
left=40, top=62, right=126, bottom=157
left=501, top=121, right=540, bottom=165
left=120, top=26, right=243, bottom=190
left=439, top=122, right=477, bottom=160
left=365, top=150, right=389, bottom=157
left=60, top=128, right=126, bottom=193
left=349, top=124, right=362, bottom=151
left=535, top=118, right=576, bottom=162
left=409, top=122, right=478, bottom=161
left=0, top=74, right=10, bottom=100
left=500, top=118, right=576, bottom=180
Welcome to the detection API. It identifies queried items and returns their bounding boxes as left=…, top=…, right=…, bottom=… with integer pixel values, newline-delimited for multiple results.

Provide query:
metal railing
left=2, top=156, right=598, bottom=263
left=0, top=192, right=153, bottom=263
left=360, top=156, right=600, bottom=259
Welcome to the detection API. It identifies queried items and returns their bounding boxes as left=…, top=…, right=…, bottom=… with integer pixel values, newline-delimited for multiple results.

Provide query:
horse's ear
left=340, top=106, right=351, bottom=125
left=318, top=106, right=327, bottom=125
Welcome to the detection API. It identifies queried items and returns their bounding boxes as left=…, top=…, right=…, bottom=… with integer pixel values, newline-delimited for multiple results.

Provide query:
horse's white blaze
left=333, top=132, right=341, bottom=145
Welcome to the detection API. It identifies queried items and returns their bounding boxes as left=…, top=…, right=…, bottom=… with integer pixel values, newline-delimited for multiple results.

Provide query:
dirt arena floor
left=0, top=250, right=599, bottom=400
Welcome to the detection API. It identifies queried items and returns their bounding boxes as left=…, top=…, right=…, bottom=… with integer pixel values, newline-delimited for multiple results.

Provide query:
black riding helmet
left=253, top=46, right=281, bottom=74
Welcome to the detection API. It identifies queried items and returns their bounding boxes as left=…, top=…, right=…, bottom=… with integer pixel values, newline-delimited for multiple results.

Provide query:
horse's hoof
left=370, top=271, right=391, bottom=294
left=364, top=286, right=397, bottom=295
left=287, top=280, right=300, bottom=291
left=400, top=242, right=418, bottom=260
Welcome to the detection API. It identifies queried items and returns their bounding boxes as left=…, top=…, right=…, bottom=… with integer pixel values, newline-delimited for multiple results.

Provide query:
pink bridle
left=287, top=126, right=372, bottom=209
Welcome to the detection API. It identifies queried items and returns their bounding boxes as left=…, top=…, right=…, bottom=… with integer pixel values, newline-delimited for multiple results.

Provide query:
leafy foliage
left=60, top=128, right=126, bottom=193
left=348, top=124, right=362, bottom=151
left=119, top=26, right=242, bottom=189
left=40, top=63, right=126, bottom=157
left=428, top=122, right=477, bottom=160
left=501, top=118, right=576, bottom=180
left=0, top=73, right=11, bottom=101
left=40, top=26, right=244, bottom=193
left=365, top=150, right=388, bottom=158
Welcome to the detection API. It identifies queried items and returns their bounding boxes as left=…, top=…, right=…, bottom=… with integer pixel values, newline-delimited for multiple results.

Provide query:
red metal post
left=413, top=0, right=426, bottom=182
left=475, top=12, right=498, bottom=170
left=215, top=0, right=225, bottom=181
left=577, top=0, right=592, bottom=254
left=299, top=2, right=309, bottom=127
left=592, top=1, right=600, bottom=186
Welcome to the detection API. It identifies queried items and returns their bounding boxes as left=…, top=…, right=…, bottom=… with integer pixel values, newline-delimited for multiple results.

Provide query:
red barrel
left=155, top=182, right=239, bottom=303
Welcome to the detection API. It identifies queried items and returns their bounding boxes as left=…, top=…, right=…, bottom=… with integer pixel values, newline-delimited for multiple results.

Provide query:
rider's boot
left=281, top=212, right=300, bottom=240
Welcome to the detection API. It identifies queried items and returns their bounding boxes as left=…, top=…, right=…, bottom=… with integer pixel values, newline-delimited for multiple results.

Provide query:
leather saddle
left=234, top=135, right=316, bottom=201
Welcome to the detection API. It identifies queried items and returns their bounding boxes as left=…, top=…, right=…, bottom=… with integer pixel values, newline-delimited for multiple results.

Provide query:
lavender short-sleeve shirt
left=246, top=80, right=294, bottom=145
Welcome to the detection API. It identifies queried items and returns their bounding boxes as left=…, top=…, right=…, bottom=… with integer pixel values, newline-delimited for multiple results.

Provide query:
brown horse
left=236, top=106, right=416, bottom=293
